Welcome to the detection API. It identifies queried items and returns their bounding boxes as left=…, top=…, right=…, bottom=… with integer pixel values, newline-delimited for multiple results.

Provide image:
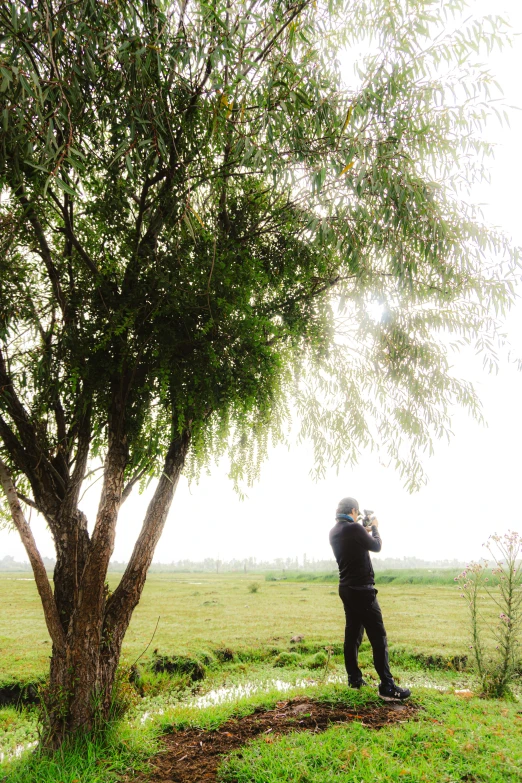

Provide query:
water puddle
left=137, top=671, right=467, bottom=725
left=187, top=671, right=467, bottom=704
left=138, top=674, right=345, bottom=723
left=140, top=708, right=164, bottom=724
left=399, top=676, right=466, bottom=692
left=190, top=679, right=303, bottom=708
left=189, top=676, right=342, bottom=708
left=0, top=741, right=37, bottom=763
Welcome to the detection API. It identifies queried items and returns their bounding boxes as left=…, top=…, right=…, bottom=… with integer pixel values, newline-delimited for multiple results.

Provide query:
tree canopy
left=0, top=0, right=519, bottom=741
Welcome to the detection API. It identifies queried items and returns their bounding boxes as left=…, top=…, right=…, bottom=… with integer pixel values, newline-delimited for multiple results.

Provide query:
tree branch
left=72, top=380, right=130, bottom=630
left=238, top=0, right=312, bottom=84
left=134, top=178, right=152, bottom=251
left=59, top=404, right=92, bottom=521
left=104, top=429, right=191, bottom=637
left=0, top=348, right=63, bottom=517
left=15, top=188, right=67, bottom=314
left=0, top=415, right=35, bottom=486
left=121, top=464, right=150, bottom=505
left=17, top=492, right=40, bottom=511
left=254, top=2, right=310, bottom=65
left=0, top=457, right=65, bottom=652
left=48, top=189, right=99, bottom=277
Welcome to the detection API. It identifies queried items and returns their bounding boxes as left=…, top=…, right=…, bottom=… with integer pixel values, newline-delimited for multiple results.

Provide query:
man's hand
left=370, top=516, right=379, bottom=530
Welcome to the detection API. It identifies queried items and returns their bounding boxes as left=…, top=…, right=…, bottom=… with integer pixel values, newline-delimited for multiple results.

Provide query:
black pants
left=339, top=585, right=394, bottom=687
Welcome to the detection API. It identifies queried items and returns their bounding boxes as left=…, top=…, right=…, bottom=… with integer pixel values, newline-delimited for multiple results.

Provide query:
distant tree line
left=0, top=554, right=57, bottom=572
left=0, top=554, right=466, bottom=573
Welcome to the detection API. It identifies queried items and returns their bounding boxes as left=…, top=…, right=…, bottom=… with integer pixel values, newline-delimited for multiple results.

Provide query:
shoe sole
left=379, top=693, right=410, bottom=702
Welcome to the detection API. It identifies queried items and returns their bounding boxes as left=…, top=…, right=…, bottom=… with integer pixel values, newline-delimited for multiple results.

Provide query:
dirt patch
left=136, top=697, right=419, bottom=783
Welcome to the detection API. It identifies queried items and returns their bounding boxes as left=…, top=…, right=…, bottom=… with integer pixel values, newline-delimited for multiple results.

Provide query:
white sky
left=1, top=0, right=522, bottom=567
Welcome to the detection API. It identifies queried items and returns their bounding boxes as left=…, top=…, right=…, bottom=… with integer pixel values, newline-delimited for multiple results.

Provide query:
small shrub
left=248, top=582, right=260, bottom=594
left=151, top=652, right=206, bottom=681
left=134, top=670, right=190, bottom=698
left=109, top=663, right=141, bottom=720
left=274, top=652, right=301, bottom=668
left=457, top=531, right=522, bottom=698
left=306, top=651, right=328, bottom=669
left=0, top=706, right=20, bottom=731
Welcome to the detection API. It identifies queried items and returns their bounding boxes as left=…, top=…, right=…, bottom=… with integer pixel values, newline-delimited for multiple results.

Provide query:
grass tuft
left=273, top=652, right=302, bottom=668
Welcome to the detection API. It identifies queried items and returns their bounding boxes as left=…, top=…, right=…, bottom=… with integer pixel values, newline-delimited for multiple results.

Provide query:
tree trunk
left=44, top=636, right=120, bottom=747
left=40, top=430, right=190, bottom=747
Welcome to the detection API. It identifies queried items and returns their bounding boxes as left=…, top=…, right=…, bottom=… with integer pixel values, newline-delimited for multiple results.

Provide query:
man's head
left=337, top=497, right=359, bottom=519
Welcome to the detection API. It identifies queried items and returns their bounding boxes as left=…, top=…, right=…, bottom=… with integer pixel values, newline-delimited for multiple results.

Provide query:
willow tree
left=0, top=0, right=518, bottom=744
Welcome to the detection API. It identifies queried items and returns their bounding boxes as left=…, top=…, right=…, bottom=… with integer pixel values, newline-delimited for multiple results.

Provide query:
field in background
left=265, top=568, right=471, bottom=585
left=0, top=571, right=472, bottom=684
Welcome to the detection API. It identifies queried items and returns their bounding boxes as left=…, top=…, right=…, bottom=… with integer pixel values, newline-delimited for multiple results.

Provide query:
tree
left=0, top=0, right=518, bottom=745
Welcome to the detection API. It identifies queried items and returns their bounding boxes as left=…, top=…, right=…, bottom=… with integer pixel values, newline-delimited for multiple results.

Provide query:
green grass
left=0, top=572, right=476, bottom=683
left=219, top=690, right=522, bottom=782
left=0, top=720, right=158, bottom=783
left=0, top=708, right=38, bottom=765
left=1, top=648, right=520, bottom=782
left=265, top=568, right=474, bottom=586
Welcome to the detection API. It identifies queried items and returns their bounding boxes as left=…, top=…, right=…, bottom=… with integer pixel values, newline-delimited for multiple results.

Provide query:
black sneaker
left=378, top=683, right=411, bottom=701
left=349, top=679, right=369, bottom=689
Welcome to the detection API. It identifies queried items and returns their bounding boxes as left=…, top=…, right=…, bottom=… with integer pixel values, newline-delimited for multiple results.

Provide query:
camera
left=359, top=509, right=375, bottom=528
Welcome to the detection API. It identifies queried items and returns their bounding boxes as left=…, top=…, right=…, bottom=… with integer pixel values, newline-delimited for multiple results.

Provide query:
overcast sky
left=1, top=0, right=521, bottom=567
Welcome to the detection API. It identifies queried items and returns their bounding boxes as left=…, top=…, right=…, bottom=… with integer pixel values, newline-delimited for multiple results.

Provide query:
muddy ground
left=133, top=696, right=419, bottom=783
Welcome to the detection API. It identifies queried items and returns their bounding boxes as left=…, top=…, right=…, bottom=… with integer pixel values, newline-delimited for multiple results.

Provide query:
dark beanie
left=337, top=497, right=359, bottom=515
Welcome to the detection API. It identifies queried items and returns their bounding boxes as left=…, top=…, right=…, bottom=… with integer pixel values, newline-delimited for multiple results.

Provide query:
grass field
left=218, top=690, right=522, bottom=783
left=0, top=569, right=520, bottom=782
left=0, top=571, right=474, bottom=684
left=265, top=568, right=475, bottom=585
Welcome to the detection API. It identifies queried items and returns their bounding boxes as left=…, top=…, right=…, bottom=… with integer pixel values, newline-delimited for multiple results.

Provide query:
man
left=329, top=496, right=411, bottom=701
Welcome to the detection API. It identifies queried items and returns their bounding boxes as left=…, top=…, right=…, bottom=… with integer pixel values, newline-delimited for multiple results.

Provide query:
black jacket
left=329, top=515, right=382, bottom=587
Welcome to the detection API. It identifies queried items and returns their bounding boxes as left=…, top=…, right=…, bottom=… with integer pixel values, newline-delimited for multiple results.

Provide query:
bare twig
left=131, top=616, right=161, bottom=668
